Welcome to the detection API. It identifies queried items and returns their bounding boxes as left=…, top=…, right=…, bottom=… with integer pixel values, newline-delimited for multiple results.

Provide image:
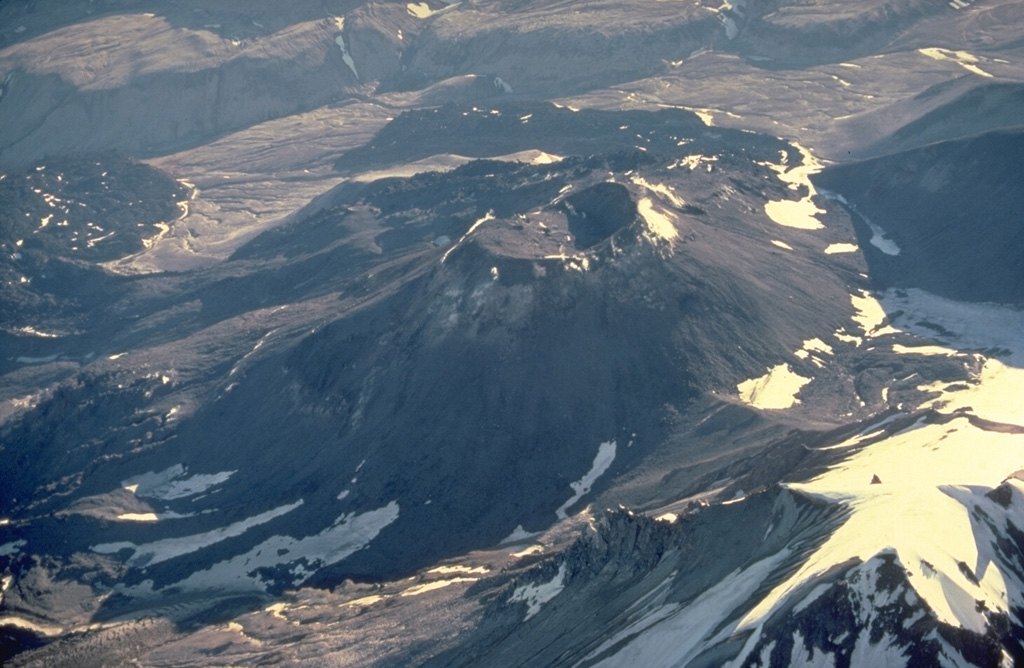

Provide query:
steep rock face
left=871, top=82, right=1024, bottom=156
left=387, top=2, right=727, bottom=95
left=736, top=0, right=937, bottom=66
left=813, top=129, right=1024, bottom=304
left=737, top=554, right=1012, bottom=668
left=0, top=5, right=376, bottom=168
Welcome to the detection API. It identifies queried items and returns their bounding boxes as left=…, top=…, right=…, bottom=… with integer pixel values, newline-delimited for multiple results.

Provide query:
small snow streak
left=401, top=578, right=478, bottom=596
left=556, top=441, right=617, bottom=519
left=441, top=211, right=495, bottom=263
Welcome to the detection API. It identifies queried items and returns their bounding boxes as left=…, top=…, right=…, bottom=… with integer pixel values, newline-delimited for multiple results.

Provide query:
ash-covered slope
left=2, top=102, right=864, bottom=634
left=1, top=0, right=1024, bottom=665
left=109, top=287, right=1021, bottom=668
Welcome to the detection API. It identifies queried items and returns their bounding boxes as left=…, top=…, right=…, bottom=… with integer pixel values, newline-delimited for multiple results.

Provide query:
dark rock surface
left=1, top=0, right=1023, bottom=666
left=814, top=129, right=1024, bottom=304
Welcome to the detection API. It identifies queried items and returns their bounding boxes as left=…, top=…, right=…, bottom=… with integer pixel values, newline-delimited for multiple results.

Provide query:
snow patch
left=500, top=524, right=540, bottom=545
left=631, top=176, right=686, bottom=208
left=401, top=577, right=478, bottom=596
left=0, top=540, right=27, bottom=557
left=670, top=154, right=718, bottom=171
left=850, top=631, right=908, bottom=667
left=510, top=563, right=567, bottom=620
left=122, top=502, right=400, bottom=594
left=406, top=1, right=460, bottom=19
left=790, top=630, right=837, bottom=668
left=919, top=48, right=993, bottom=78
left=429, top=565, right=489, bottom=575
left=93, top=501, right=303, bottom=568
left=333, top=21, right=359, bottom=79
left=637, top=198, right=679, bottom=243
left=693, top=109, right=714, bottom=126
left=824, top=242, right=858, bottom=254
left=794, top=338, right=833, bottom=363
left=122, top=465, right=235, bottom=501
left=0, top=616, right=63, bottom=637
left=919, top=358, right=1024, bottom=426
left=762, top=144, right=826, bottom=230
left=850, top=291, right=900, bottom=339
left=442, top=210, right=495, bottom=263
left=737, top=364, right=812, bottom=410
left=804, top=338, right=833, bottom=355
left=116, top=513, right=159, bottom=522
left=892, top=344, right=960, bottom=357
left=15, top=326, right=61, bottom=339
left=866, top=220, right=901, bottom=256
left=407, top=2, right=435, bottom=18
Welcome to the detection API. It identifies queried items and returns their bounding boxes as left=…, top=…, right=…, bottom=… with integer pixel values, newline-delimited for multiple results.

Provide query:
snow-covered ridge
left=742, top=290, right=1024, bottom=657
left=598, top=289, right=1024, bottom=665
